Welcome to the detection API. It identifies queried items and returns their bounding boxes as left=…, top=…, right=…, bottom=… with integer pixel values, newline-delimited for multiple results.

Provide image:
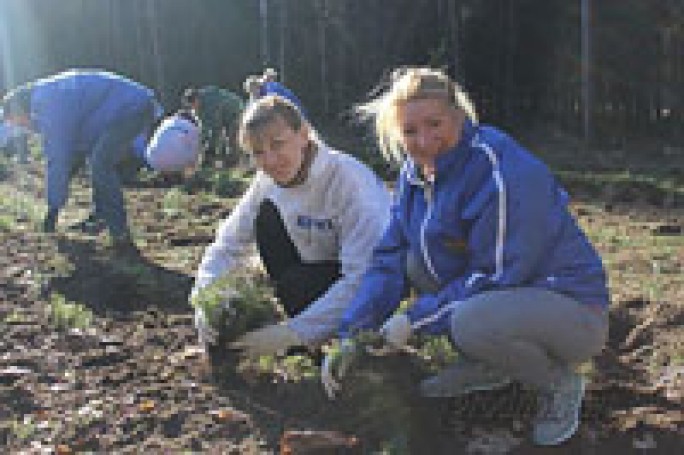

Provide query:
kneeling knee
left=450, top=310, right=489, bottom=354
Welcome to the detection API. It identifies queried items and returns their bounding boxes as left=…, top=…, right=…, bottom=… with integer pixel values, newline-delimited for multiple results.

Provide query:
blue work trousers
left=90, top=102, right=154, bottom=238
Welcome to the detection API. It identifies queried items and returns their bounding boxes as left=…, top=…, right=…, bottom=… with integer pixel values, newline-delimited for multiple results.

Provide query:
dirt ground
left=0, top=136, right=682, bottom=453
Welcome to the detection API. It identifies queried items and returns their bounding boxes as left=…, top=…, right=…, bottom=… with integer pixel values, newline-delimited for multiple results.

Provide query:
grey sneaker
left=420, top=358, right=512, bottom=398
left=532, top=372, right=586, bottom=446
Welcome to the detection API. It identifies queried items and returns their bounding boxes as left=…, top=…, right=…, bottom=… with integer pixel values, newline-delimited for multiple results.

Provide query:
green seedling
left=11, top=416, right=37, bottom=442
left=190, top=268, right=279, bottom=344
left=0, top=213, right=15, bottom=231
left=244, top=353, right=318, bottom=382
left=3, top=309, right=27, bottom=324
left=47, top=293, right=93, bottom=330
left=416, top=335, right=458, bottom=372
left=0, top=183, right=45, bottom=227
left=161, top=187, right=185, bottom=217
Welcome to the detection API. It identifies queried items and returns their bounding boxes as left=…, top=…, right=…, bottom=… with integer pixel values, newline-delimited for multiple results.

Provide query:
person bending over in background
left=191, top=94, right=391, bottom=360
left=1, top=69, right=198, bottom=253
left=144, top=106, right=202, bottom=182
left=182, top=85, right=244, bottom=163
left=322, top=67, right=609, bottom=447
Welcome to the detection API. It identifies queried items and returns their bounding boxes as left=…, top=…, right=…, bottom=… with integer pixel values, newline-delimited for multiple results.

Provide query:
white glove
left=380, top=313, right=412, bottom=349
left=194, top=305, right=217, bottom=347
left=194, top=300, right=232, bottom=347
left=229, top=323, right=301, bottom=358
left=321, top=339, right=358, bottom=400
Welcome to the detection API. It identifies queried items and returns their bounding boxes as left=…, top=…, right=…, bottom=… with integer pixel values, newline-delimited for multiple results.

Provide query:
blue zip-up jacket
left=28, top=70, right=160, bottom=210
left=338, top=121, right=609, bottom=338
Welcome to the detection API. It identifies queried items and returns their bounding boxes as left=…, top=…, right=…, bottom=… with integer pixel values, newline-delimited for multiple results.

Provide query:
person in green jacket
left=182, top=86, right=245, bottom=163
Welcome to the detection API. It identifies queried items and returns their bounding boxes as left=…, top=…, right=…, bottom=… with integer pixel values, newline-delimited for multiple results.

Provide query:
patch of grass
left=0, top=182, right=46, bottom=228
left=646, top=264, right=665, bottom=303
left=3, top=309, right=27, bottom=324
left=28, top=136, right=43, bottom=161
left=187, top=166, right=253, bottom=197
left=556, top=169, right=684, bottom=205
left=670, top=352, right=684, bottom=366
left=47, top=292, right=93, bottom=331
left=0, top=213, right=15, bottom=231
left=0, top=153, right=10, bottom=180
left=10, top=416, right=37, bottom=443
left=161, top=187, right=186, bottom=217
left=245, top=354, right=318, bottom=382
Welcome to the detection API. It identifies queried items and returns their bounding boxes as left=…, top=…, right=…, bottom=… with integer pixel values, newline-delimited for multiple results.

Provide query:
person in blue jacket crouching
left=1, top=69, right=175, bottom=252
left=322, top=67, right=609, bottom=447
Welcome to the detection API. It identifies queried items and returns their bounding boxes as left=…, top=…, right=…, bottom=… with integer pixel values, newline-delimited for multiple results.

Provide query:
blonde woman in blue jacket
left=322, top=67, right=609, bottom=447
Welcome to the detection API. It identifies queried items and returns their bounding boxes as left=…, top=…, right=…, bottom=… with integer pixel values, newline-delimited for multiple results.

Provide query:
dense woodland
left=1, top=0, right=683, bottom=146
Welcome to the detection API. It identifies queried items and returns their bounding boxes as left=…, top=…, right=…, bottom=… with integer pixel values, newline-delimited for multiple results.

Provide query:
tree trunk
left=279, top=0, right=287, bottom=83
left=260, top=0, right=269, bottom=67
left=319, top=0, right=329, bottom=116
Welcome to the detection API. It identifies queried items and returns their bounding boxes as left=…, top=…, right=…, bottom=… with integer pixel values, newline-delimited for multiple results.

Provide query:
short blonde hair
left=239, top=95, right=317, bottom=153
left=357, top=67, right=478, bottom=164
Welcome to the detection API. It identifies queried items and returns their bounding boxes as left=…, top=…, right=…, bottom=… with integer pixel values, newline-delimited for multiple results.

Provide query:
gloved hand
left=380, top=313, right=412, bottom=350
left=42, top=209, right=58, bottom=233
left=321, top=339, right=358, bottom=400
left=194, top=300, right=231, bottom=347
left=229, top=323, right=301, bottom=358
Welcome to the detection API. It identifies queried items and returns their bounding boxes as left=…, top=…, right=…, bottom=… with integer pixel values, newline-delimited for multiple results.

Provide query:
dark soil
left=1, top=139, right=682, bottom=453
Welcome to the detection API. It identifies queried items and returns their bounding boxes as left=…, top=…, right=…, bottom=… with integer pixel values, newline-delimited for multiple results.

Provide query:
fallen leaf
left=139, top=400, right=156, bottom=413
left=34, top=409, right=51, bottom=421
left=209, top=408, right=250, bottom=423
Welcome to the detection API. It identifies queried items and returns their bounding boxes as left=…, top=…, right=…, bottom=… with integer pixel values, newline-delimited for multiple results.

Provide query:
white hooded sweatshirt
left=192, top=144, right=391, bottom=345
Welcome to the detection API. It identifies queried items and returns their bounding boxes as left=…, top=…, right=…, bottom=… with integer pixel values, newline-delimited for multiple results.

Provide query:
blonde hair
left=357, top=67, right=478, bottom=164
left=238, top=95, right=319, bottom=153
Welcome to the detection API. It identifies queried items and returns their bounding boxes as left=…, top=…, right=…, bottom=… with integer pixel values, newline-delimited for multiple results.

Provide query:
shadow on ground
left=50, top=236, right=193, bottom=317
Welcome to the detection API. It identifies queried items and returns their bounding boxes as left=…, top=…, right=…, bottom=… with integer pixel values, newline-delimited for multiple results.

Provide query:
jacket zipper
left=420, top=180, right=441, bottom=284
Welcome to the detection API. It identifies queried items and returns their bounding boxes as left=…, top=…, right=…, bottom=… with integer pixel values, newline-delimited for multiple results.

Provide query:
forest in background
left=1, top=2, right=683, bottom=453
left=1, top=0, right=683, bottom=147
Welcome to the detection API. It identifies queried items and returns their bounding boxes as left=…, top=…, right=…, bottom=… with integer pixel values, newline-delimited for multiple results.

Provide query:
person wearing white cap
left=145, top=109, right=201, bottom=176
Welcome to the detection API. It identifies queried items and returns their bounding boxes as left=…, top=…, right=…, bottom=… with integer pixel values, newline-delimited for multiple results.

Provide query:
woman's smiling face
left=396, top=98, right=464, bottom=173
left=248, top=115, right=309, bottom=185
